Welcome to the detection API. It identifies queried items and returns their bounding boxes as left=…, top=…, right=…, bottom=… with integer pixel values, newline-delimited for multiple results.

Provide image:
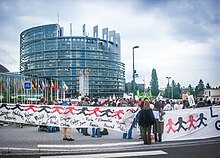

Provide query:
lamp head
left=133, top=46, right=139, bottom=49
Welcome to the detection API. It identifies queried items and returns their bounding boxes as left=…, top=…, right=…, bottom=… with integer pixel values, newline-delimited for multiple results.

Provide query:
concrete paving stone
left=0, top=124, right=141, bottom=149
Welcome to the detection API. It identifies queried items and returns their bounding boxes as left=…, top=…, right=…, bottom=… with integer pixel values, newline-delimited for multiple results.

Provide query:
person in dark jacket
left=138, top=100, right=156, bottom=144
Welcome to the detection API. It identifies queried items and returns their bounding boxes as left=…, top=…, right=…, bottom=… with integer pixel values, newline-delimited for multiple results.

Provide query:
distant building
left=20, top=24, right=125, bottom=98
left=125, top=82, right=144, bottom=95
left=0, top=64, right=9, bottom=73
left=204, top=88, right=220, bottom=103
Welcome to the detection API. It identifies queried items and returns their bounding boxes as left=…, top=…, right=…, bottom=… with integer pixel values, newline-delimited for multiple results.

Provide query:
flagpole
left=21, top=77, right=23, bottom=104
left=31, top=80, right=32, bottom=104
left=44, top=79, right=47, bottom=100
left=37, top=79, right=39, bottom=100
left=8, top=77, right=10, bottom=104
left=0, top=77, right=2, bottom=103
left=51, top=80, right=52, bottom=101
left=63, top=90, right=65, bottom=100
left=57, top=89, right=59, bottom=101
left=46, top=80, right=48, bottom=102
left=56, top=80, right=59, bottom=101
left=14, top=78, right=15, bottom=104
left=43, top=80, right=45, bottom=98
left=61, top=87, right=62, bottom=101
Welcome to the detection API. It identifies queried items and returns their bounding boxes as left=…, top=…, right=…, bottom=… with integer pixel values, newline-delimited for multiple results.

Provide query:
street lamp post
left=142, top=79, right=145, bottom=96
left=166, top=77, right=171, bottom=99
left=132, top=46, right=139, bottom=102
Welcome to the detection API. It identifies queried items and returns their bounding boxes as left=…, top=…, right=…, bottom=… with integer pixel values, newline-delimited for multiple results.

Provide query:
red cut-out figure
left=25, top=104, right=38, bottom=112
left=111, top=110, right=124, bottom=120
left=187, top=115, right=197, bottom=130
left=64, top=106, right=78, bottom=115
left=88, top=107, right=102, bottom=117
left=51, top=106, right=64, bottom=114
left=166, top=118, right=176, bottom=133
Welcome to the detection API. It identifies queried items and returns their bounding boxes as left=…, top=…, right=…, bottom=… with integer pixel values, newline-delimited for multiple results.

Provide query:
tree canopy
left=150, top=68, right=159, bottom=96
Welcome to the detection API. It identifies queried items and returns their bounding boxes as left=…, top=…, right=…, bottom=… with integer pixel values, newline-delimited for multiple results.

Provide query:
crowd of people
left=35, top=95, right=219, bottom=144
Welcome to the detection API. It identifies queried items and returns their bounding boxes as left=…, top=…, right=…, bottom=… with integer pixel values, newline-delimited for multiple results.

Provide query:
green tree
left=163, top=82, right=170, bottom=99
left=150, top=68, right=159, bottom=96
left=164, top=80, right=182, bottom=99
left=175, top=82, right=182, bottom=99
left=195, top=79, right=205, bottom=97
left=171, top=80, right=182, bottom=99
left=206, top=83, right=211, bottom=89
left=188, top=84, right=194, bottom=95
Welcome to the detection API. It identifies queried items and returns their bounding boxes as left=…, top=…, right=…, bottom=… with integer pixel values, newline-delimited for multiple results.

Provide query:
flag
left=57, top=85, right=61, bottom=91
left=42, top=81, right=46, bottom=91
left=62, top=81, right=68, bottom=91
left=32, top=81, right=37, bottom=91
left=39, top=82, right=42, bottom=90
left=136, top=89, right=140, bottom=97
left=16, top=82, right=19, bottom=91
left=51, top=81, right=56, bottom=91
left=156, top=92, right=161, bottom=99
left=45, top=82, right=49, bottom=90
left=22, top=85, right=24, bottom=93
left=0, top=80, right=4, bottom=91
left=84, top=69, right=91, bottom=76
left=145, top=88, right=152, bottom=100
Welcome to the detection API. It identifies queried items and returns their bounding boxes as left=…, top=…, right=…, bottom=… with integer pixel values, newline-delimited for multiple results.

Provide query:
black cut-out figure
left=175, top=117, right=187, bottom=132
left=100, top=109, right=114, bottom=117
left=0, top=104, right=10, bottom=110
left=126, top=108, right=139, bottom=113
left=77, top=107, right=89, bottom=116
left=11, top=104, right=23, bottom=111
left=166, top=118, right=176, bottom=133
left=197, top=113, right=207, bottom=128
left=38, top=106, right=51, bottom=113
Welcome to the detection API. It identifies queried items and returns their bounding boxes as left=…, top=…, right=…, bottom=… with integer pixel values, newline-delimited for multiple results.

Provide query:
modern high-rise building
left=20, top=24, right=125, bottom=98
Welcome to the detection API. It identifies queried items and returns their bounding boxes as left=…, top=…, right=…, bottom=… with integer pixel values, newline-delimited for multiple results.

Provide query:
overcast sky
left=0, top=0, right=219, bottom=88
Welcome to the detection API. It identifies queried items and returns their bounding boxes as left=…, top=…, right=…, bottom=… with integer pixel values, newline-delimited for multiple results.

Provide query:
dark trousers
left=141, top=126, right=151, bottom=144
left=82, top=128, right=88, bottom=135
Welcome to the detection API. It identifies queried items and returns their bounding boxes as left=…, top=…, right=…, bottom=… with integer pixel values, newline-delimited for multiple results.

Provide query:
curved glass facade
left=20, top=24, right=125, bottom=97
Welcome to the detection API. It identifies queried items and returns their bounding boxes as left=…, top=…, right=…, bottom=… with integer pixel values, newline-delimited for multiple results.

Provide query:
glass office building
left=20, top=24, right=125, bottom=98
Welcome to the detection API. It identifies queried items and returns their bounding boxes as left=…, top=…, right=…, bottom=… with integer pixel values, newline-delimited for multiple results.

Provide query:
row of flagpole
left=0, top=73, right=68, bottom=104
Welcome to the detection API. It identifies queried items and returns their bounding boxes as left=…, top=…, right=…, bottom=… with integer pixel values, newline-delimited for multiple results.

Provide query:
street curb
left=1, top=137, right=220, bottom=155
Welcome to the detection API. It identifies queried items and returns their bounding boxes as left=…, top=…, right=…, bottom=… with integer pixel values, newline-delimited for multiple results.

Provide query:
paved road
left=1, top=142, right=219, bottom=158
left=0, top=124, right=220, bottom=157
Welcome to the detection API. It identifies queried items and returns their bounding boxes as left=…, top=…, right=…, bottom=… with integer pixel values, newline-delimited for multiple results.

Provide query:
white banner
left=163, top=106, right=220, bottom=141
left=1, top=103, right=220, bottom=142
left=0, top=104, right=139, bottom=132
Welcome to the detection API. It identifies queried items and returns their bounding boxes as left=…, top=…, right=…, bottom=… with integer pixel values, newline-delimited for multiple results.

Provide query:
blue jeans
left=92, top=128, right=101, bottom=137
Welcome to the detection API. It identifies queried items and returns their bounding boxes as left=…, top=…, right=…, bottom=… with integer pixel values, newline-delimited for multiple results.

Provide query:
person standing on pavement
left=78, top=97, right=90, bottom=136
left=91, top=98, right=101, bottom=138
left=153, top=100, right=165, bottom=142
left=138, top=100, right=156, bottom=144
left=61, top=99, right=74, bottom=141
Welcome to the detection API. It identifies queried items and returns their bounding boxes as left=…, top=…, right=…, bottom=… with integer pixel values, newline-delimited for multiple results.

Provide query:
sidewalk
left=0, top=124, right=219, bottom=155
left=0, top=124, right=138, bottom=154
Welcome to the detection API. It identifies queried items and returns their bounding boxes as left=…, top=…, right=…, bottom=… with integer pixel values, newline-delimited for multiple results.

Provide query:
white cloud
left=0, top=0, right=219, bottom=88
